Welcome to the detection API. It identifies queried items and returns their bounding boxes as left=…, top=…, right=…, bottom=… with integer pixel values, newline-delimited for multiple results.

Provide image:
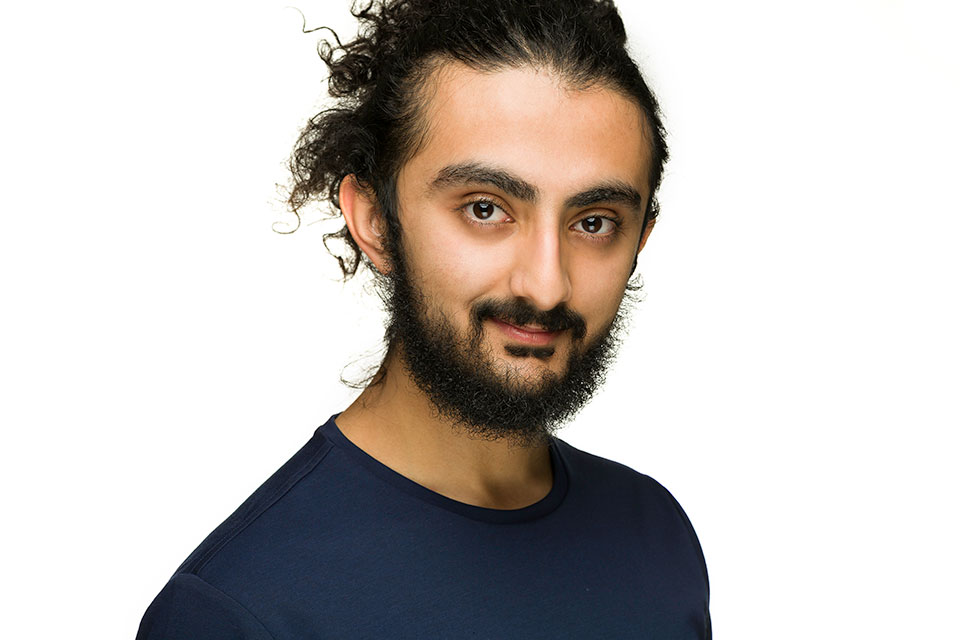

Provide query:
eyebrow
left=563, top=183, right=645, bottom=216
left=429, top=161, right=646, bottom=217
left=430, top=162, right=539, bottom=202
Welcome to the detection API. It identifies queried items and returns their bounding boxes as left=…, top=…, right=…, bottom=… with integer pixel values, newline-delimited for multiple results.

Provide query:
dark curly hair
left=287, top=0, right=668, bottom=279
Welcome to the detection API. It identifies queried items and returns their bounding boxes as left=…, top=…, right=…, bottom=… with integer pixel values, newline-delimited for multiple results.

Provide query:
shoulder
left=138, top=421, right=352, bottom=638
left=552, top=436, right=673, bottom=501
left=174, top=426, right=335, bottom=579
left=139, top=426, right=337, bottom=637
left=553, top=436, right=708, bottom=566
left=137, top=573, right=275, bottom=640
left=552, top=439, right=711, bottom=631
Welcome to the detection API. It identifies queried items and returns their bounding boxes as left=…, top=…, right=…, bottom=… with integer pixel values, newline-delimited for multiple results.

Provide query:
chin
left=487, top=352, right=568, bottom=388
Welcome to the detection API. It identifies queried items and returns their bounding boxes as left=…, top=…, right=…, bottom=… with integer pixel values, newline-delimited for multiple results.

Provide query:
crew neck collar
left=318, top=414, right=569, bottom=524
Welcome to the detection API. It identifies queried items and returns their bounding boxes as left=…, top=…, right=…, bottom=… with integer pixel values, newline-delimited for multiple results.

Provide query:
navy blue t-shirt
left=138, top=416, right=710, bottom=639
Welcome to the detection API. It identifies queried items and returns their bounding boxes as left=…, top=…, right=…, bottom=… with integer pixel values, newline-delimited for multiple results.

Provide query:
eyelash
left=459, top=196, right=512, bottom=227
left=457, top=197, right=623, bottom=242
left=574, top=215, right=623, bottom=243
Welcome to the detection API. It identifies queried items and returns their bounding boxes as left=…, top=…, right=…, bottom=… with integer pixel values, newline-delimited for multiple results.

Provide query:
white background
left=2, top=1, right=957, bottom=637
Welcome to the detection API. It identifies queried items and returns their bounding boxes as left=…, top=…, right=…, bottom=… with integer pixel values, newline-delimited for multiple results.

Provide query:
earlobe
left=339, top=175, right=390, bottom=273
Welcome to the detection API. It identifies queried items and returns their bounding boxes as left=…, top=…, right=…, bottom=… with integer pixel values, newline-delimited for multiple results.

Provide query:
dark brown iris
left=472, top=202, right=495, bottom=219
left=582, top=217, right=602, bottom=233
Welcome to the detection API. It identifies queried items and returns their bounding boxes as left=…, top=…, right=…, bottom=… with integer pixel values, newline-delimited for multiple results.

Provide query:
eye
left=462, top=200, right=510, bottom=224
left=575, top=216, right=617, bottom=235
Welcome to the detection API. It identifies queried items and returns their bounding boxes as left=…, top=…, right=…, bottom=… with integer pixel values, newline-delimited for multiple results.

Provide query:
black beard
left=376, top=232, right=630, bottom=447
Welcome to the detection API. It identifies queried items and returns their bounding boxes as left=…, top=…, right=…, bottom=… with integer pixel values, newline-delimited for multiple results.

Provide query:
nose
left=508, top=224, right=573, bottom=311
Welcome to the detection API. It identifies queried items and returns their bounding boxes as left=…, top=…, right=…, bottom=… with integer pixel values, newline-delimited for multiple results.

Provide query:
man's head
left=288, top=0, right=667, bottom=443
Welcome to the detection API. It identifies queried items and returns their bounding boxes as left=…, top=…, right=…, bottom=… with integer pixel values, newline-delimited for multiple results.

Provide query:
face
left=381, top=63, right=653, bottom=443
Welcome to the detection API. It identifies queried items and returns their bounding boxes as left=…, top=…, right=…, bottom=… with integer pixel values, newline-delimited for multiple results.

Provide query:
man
left=138, top=0, right=710, bottom=637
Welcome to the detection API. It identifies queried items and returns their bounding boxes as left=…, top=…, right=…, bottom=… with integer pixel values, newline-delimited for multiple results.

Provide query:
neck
left=335, top=352, right=554, bottom=510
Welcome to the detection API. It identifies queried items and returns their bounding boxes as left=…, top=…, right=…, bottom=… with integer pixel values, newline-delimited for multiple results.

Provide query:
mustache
left=471, top=299, right=587, bottom=341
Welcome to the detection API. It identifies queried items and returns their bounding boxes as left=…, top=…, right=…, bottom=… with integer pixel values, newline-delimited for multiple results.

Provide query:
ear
left=340, top=175, right=390, bottom=273
left=636, top=216, right=656, bottom=254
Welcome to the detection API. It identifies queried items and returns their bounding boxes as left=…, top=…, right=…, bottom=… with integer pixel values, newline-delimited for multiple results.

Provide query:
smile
left=489, top=318, right=562, bottom=346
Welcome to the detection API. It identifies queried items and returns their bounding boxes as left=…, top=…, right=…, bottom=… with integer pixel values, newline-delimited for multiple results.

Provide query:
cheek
left=568, top=251, right=634, bottom=325
left=401, top=215, right=507, bottom=314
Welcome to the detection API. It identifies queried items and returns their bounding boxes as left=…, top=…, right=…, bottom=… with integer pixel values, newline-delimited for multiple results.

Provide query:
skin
left=336, top=62, right=655, bottom=509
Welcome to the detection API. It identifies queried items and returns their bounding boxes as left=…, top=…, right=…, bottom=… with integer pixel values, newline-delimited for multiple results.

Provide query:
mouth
left=489, top=318, right=562, bottom=346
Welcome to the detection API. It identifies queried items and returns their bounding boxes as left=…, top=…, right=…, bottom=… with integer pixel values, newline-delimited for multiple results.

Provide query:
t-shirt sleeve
left=136, top=573, right=274, bottom=640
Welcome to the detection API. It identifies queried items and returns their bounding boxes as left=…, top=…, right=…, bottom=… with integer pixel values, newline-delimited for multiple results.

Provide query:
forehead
left=399, top=62, right=653, bottom=201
